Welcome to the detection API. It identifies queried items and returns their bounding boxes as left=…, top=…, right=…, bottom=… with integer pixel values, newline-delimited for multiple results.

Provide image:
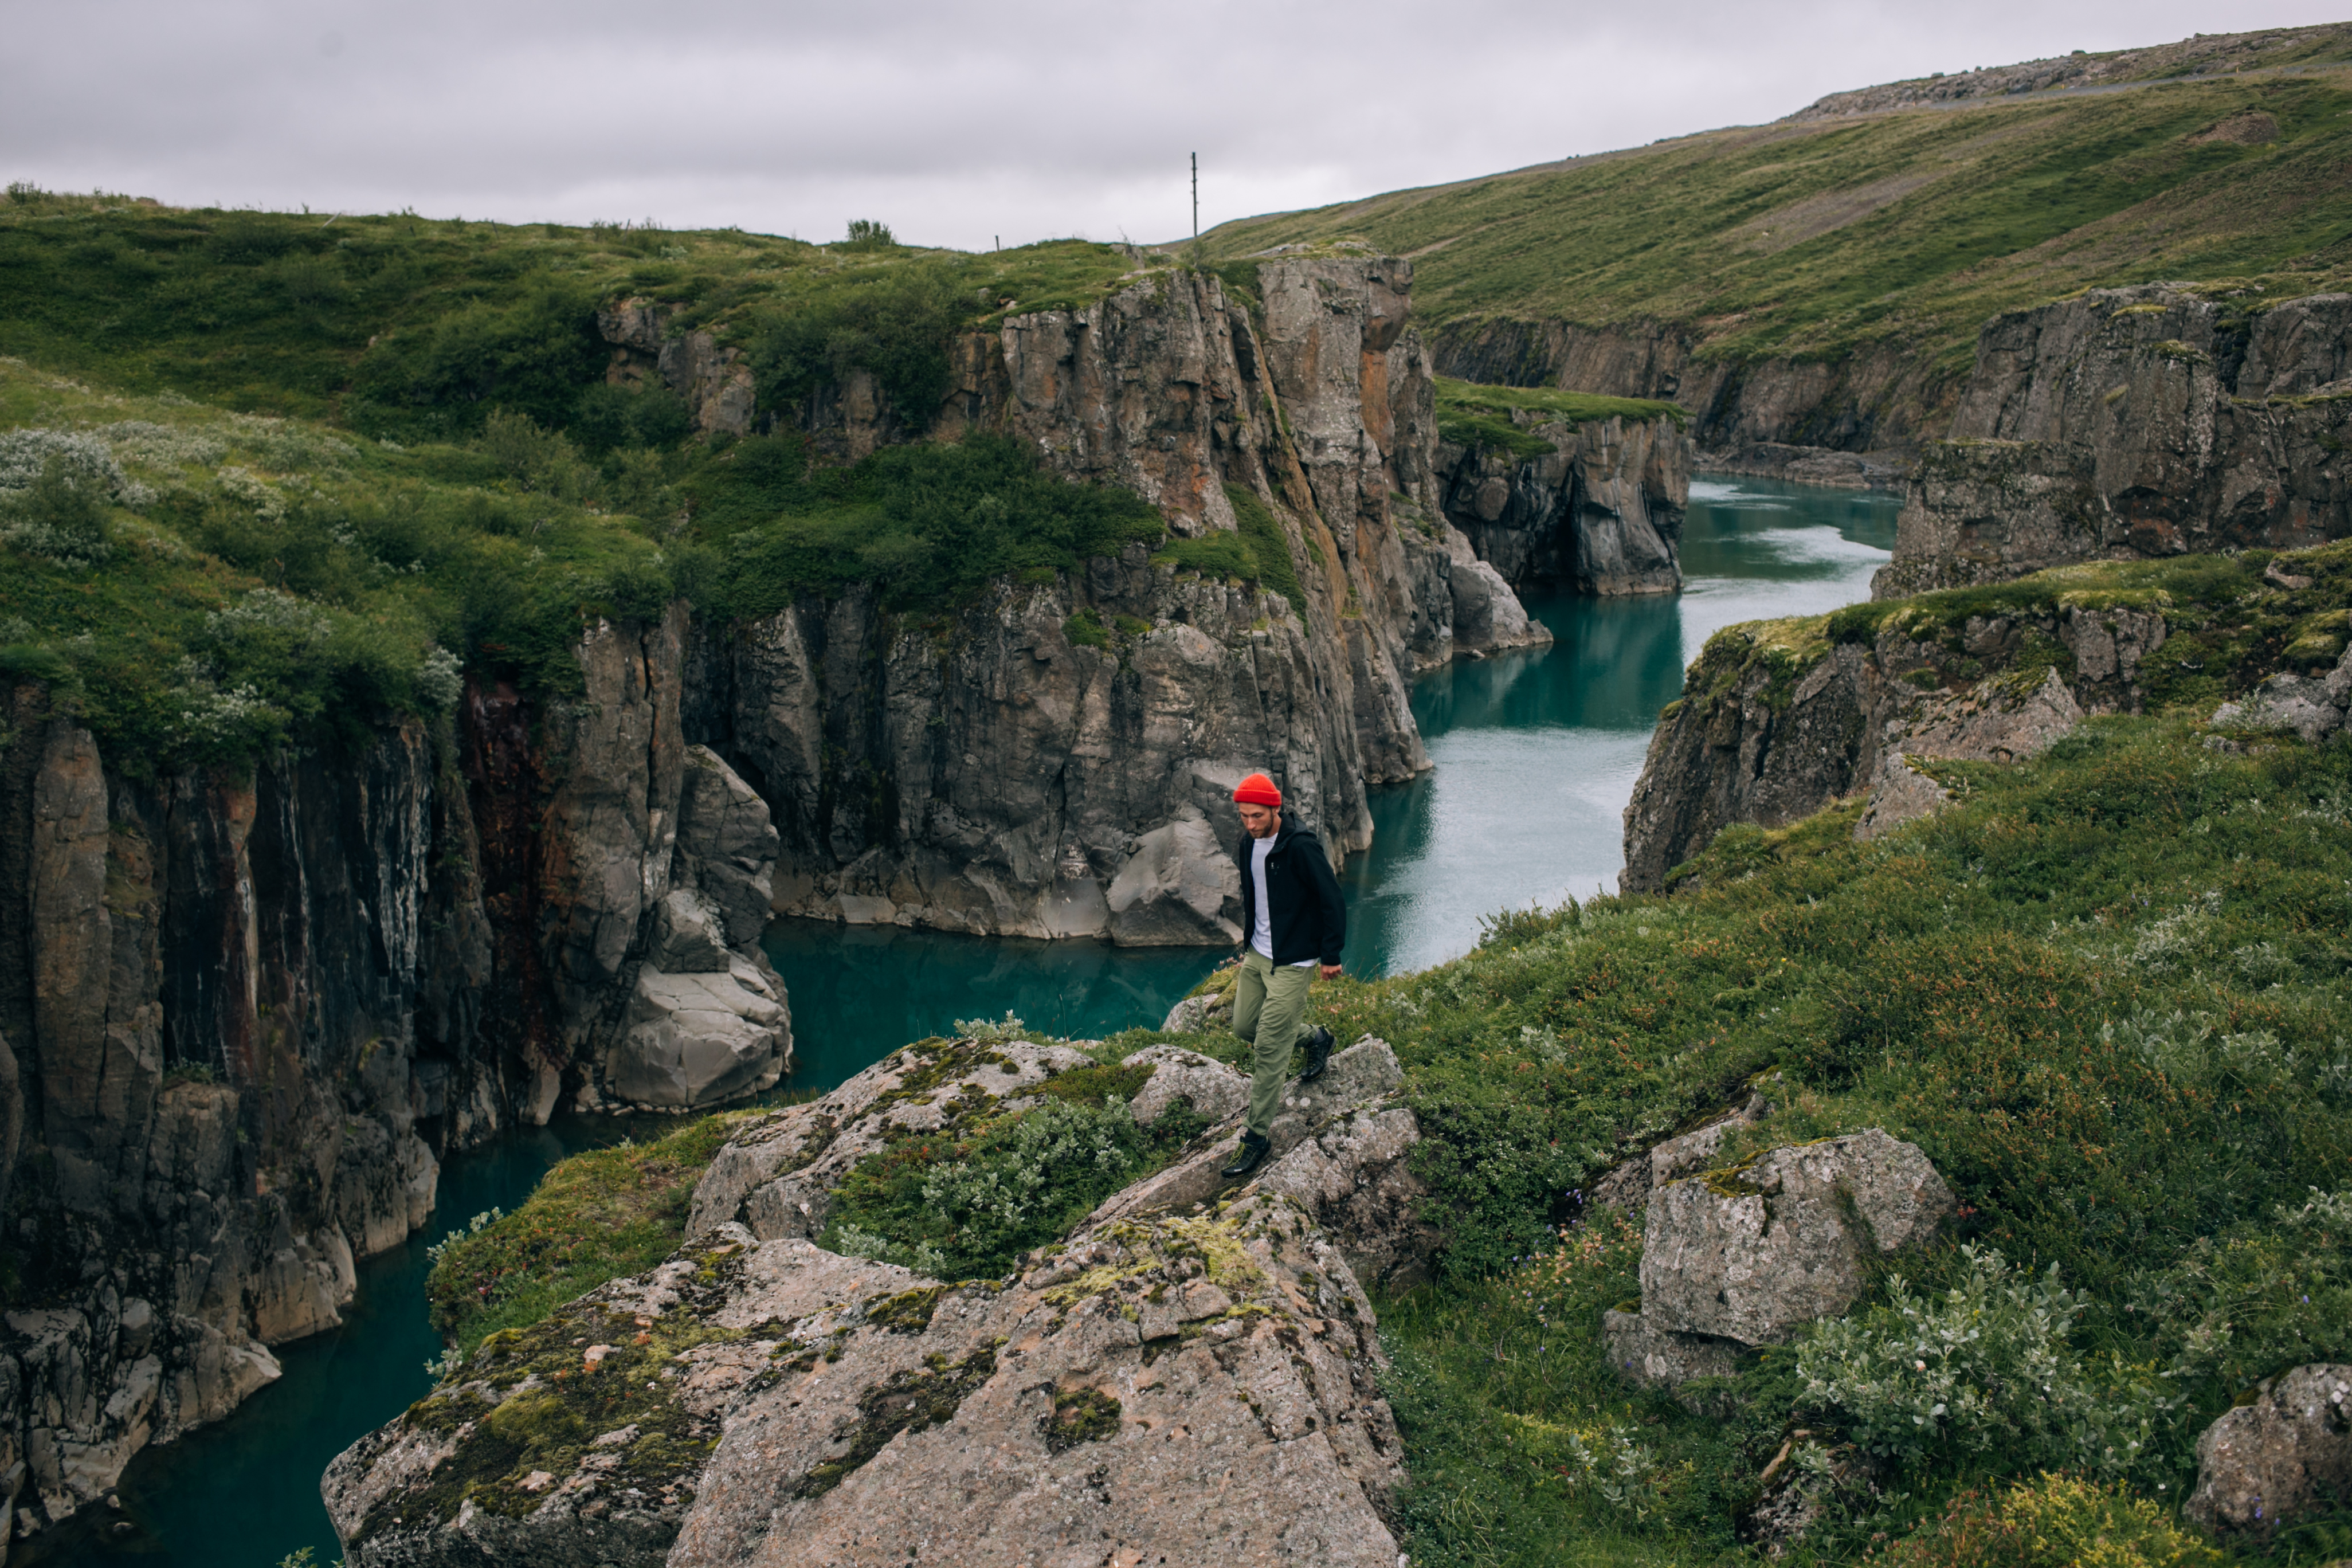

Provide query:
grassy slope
left=1207, top=63, right=2352, bottom=382
left=0, top=193, right=1136, bottom=423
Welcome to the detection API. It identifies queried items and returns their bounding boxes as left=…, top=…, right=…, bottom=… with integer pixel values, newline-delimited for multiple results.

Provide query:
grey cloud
left=4, top=0, right=2343, bottom=250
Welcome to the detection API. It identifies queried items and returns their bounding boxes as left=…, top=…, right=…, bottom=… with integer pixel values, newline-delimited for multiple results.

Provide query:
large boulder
left=1105, top=809, right=1242, bottom=947
left=607, top=957, right=793, bottom=1110
left=1122, top=1044, right=1251, bottom=1127
left=1606, top=1129, right=1954, bottom=1400
left=1640, top=1130, right=1954, bottom=1346
left=2185, top=1363, right=2352, bottom=1545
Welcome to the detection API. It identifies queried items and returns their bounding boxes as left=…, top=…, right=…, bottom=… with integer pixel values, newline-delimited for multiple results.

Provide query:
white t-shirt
left=1249, top=836, right=1315, bottom=967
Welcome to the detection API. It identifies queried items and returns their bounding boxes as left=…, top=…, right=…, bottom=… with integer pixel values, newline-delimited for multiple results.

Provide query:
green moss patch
left=787, top=1342, right=1001, bottom=1499
left=1044, top=1385, right=1123, bottom=1453
left=426, top=1110, right=761, bottom=1356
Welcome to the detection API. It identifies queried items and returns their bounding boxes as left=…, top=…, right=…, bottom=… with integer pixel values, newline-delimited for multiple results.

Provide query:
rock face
left=690, top=257, right=1553, bottom=942
left=1437, top=413, right=1689, bottom=595
left=685, top=1034, right=1096, bottom=1245
left=1431, top=316, right=1941, bottom=459
left=2210, top=641, right=2352, bottom=744
left=1606, top=1130, right=1954, bottom=1398
left=1851, top=668, right=2084, bottom=841
left=1876, top=286, right=2352, bottom=598
left=2184, top=1363, right=2352, bottom=1545
left=327, top=1034, right=1424, bottom=1567
left=1620, top=596, right=2155, bottom=891
left=0, top=616, right=796, bottom=1533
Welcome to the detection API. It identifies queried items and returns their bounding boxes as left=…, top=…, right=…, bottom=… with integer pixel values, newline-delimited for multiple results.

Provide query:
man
left=1218, top=771, right=1343, bottom=1180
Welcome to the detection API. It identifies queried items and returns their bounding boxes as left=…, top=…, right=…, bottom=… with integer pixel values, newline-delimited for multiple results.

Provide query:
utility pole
left=1191, top=153, right=1198, bottom=245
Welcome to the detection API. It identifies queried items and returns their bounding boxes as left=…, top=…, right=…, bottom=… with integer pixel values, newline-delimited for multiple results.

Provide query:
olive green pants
left=1232, top=949, right=1314, bottom=1138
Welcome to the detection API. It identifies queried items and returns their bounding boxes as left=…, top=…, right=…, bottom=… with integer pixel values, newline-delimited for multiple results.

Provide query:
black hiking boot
left=1297, top=1025, right=1334, bottom=1083
left=1220, top=1132, right=1271, bottom=1181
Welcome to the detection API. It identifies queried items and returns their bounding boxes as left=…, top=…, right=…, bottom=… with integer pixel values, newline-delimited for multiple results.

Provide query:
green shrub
left=702, top=434, right=1166, bottom=616
left=1869, top=1473, right=2222, bottom=1567
left=348, top=277, right=605, bottom=438
left=1798, top=1245, right=2160, bottom=1475
left=746, top=260, right=970, bottom=428
left=824, top=1093, right=1208, bottom=1280
left=842, top=219, right=896, bottom=249
left=1, top=452, right=114, bottom=566
left=425, top=1111, right=760, bottom=1358
left=1149, top=485, right=1305, bottom=613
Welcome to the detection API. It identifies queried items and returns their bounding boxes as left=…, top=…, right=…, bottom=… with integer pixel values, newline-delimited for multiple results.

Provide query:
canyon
left=0, top=252, right=1693, bottom=1545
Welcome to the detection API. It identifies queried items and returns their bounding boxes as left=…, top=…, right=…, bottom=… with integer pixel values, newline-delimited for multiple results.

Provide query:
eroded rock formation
left=675, top=257, right=1555, bottom=941
left=1618, top=594, right=2166, bottom=892
left=1604, top=1130, right=1954, bottom=1399
left=2185, top=1362, right=2352, bottom=1545
left=1876, top=285, right=2352, bottom=598
left=1438, top=413, right=1689, bottom=596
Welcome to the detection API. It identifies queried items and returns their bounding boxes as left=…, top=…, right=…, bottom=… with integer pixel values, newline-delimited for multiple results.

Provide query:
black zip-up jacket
left=1234, top=817, right=1347, bottom=967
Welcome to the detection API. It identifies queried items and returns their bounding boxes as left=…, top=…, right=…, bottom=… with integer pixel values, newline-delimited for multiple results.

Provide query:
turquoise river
left=63, top=476, right=1897, bottom=1568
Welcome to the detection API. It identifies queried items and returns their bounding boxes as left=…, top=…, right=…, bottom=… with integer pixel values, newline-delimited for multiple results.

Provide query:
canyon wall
left=0, top=617, right=792, bottom=1544
left=1875, top=286, right=2352, bottom=598
left=1428, top=316, right=1947, bottom=458
left=1618, top=599, right=2166, bottom=892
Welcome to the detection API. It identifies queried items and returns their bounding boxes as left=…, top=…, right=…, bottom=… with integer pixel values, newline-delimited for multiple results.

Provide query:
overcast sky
left=5, top=1, right=2343, bottom=252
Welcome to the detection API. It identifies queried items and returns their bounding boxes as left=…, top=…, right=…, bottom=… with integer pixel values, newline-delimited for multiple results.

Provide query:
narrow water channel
left=81, top=475, right=1894, bottom=1568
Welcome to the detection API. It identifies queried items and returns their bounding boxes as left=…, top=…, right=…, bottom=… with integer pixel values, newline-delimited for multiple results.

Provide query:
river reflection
left=86, top=473, right=1894, bottom=1568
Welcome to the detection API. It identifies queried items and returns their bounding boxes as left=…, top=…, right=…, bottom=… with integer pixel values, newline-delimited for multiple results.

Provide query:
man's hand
left=1319, top=963, right=1343, bottom=979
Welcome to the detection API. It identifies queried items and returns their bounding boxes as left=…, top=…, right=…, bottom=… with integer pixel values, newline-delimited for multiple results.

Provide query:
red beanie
left=1232, top=773, right=1282, bottom=807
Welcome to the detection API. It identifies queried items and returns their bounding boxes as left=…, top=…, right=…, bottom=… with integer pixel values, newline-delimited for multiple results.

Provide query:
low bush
left=1868, top=1473, right=2222, bottom=1567
left=823, top=1089, right=1208, bottom=1280
left=1797, top=1245, right=2160, bottom=1476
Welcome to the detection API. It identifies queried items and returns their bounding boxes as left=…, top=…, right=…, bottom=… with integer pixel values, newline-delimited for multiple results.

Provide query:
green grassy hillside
left=1208, top=48, right=2352, bottom=389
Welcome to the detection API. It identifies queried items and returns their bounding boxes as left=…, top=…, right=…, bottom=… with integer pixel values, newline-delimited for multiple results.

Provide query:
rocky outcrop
left=1619, top=590, right=2167, bottom=891
left=1785, top=24, right=2351, bottom=122
left=0, top=611, right=797, bottom=1536
left=1437, top=413, right=1689, bottom=595
left=2184, top=1362, right=2352, bottom=1545
left=685, top=1034, right=1095, bottom=1244
left=1850, top=668, right=2083, bottom=841
left=1605, top=1130, right=1953, bottom=1398
left=1876, top=286, right=2352, bottom=598
left=1697, top=442, right=1906, bottom=490
left=327, top=1033, right=1423, bottom=1567
left=597, top=300, right=756, bottom=437
left=2210, top=640, right=2352, bottom=744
